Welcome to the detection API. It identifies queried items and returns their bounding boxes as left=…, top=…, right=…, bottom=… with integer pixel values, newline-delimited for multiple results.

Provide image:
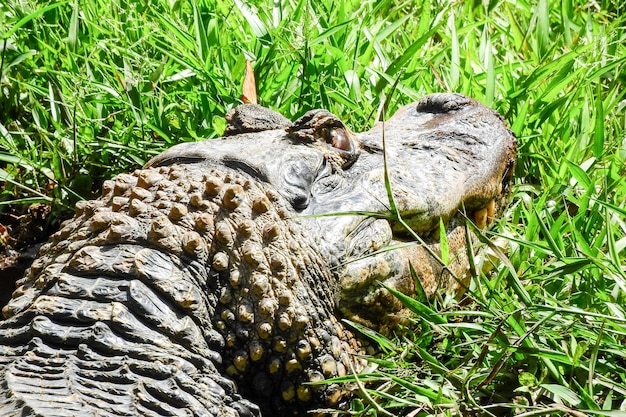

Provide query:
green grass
left=1, top=0, right=625, bottom=415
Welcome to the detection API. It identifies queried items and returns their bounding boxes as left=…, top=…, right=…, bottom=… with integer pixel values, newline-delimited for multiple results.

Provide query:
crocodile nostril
left=415, top=93, right=473, bottom=113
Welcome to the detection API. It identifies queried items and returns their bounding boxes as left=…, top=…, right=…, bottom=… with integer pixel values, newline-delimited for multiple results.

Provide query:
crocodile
left=0, top=93, right=516, bottom=416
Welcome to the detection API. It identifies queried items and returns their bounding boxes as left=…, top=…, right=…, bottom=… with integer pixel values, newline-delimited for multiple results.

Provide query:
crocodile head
left=148, top=93, right=517, bottom=329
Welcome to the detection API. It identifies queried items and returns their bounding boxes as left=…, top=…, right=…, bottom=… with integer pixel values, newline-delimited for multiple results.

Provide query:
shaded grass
left=1, top=0, right=625, bottom=415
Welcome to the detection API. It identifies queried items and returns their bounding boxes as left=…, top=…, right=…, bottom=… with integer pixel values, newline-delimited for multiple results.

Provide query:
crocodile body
left=0, top=93, right=516, bottom=416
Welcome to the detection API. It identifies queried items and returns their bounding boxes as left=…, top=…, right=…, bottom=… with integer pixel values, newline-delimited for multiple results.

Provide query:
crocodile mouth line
left=390, top=196, right=499, bottom=244
left=337, top=192, right=500, bottom=271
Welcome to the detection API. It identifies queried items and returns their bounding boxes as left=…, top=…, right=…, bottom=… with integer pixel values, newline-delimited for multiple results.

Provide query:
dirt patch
left=0, top=203, right=59, bottom=309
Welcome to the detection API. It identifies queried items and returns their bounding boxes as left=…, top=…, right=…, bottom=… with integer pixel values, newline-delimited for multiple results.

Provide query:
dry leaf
left=242, top=60, right=258, bottom=105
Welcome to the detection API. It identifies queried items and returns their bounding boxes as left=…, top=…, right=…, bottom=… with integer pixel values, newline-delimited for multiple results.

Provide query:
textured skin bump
left=0, top=164, right=363, bottom=416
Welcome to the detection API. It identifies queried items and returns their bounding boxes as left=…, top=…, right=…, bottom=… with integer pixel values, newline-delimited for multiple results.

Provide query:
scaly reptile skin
left=0, top=93, right=517, bottom=416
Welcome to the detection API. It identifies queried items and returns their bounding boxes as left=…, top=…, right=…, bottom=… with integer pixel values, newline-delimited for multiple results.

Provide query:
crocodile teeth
left=474, top=199, right=496, bottom=229
left=487, top=199, right=496, bottom=222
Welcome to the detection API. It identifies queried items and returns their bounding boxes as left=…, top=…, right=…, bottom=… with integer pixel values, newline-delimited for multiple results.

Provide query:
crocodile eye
left=330, top=129, right=352, bottom=152
left=320, top=127, right=352, bottom=152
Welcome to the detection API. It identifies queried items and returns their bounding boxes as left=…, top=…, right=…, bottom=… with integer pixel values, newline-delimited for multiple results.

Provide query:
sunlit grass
left=1, top=0, right=625, bottom=415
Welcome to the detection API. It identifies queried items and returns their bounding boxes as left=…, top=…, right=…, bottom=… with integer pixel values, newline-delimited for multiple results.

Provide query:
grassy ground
left=1, top=0, right=625, bottom=415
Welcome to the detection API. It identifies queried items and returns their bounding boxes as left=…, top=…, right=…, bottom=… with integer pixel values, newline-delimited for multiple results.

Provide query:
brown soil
left=0, top=203, right=59, bottom=309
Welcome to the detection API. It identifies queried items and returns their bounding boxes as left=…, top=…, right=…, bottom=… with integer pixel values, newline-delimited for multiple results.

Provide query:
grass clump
left=1, top=0, right=625, bottom=416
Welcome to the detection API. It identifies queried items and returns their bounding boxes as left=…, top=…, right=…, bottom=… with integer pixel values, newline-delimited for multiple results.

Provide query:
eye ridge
left=287, top=109, right=359, bottom=168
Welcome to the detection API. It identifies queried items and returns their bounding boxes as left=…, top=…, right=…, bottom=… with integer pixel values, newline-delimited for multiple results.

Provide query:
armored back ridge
left=0, top=93, right=516, bottom=416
